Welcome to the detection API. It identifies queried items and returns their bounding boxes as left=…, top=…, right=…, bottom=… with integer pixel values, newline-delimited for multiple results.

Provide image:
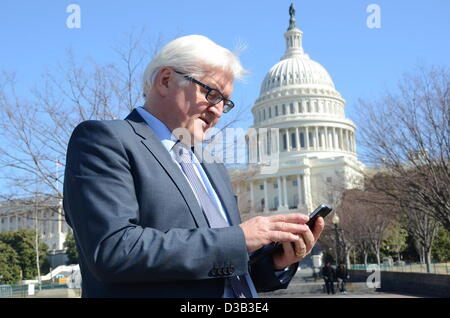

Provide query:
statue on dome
left=288, top=3, right=297, bottom=30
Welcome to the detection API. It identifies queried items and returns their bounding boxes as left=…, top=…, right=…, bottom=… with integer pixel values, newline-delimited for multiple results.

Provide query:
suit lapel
left=125, top=109, right=209, bottom=228
left=200, top=162, right=241, bottom=226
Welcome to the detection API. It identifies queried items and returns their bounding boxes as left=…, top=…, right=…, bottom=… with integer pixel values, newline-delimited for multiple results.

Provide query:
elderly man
left=63, top=34, right=324, bottom=298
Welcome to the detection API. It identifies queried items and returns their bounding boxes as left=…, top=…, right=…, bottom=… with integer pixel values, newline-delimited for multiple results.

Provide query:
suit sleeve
left=63, top=120, right=249, bottom=283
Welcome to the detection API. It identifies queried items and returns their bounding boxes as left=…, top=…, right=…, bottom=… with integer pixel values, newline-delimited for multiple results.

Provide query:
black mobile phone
left=305, top=204, right=333, bottom=229
left=248, top=204, right=332, bottom=265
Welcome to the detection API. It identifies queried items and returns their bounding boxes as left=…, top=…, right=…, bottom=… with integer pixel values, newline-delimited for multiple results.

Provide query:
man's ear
left=154, top=67, right=172, bottom=97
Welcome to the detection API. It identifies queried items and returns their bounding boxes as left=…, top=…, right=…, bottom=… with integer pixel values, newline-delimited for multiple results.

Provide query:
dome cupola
left=258, top=4, right=337, bottom=98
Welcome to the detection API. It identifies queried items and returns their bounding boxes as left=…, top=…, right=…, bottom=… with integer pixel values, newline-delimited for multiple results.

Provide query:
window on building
left=293, top=180, right=298, bottom=187
left=259, top=184, right=264, bottom=190
left=290, top=103, right=294, bottom=114
left=282, top=104, right=286, bottom=115
left=273, top=183, right=278, bottom=189
left=300, top=133, right=305, bottom=148
left=268, top=107, right=272, bottom=118
left=291, top=133, right=296, bottom=149
left=275, top=105, right=279, bottom=116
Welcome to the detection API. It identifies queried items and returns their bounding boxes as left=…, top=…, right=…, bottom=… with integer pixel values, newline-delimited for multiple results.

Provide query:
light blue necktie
left=173, top=141, right=252, bottom=298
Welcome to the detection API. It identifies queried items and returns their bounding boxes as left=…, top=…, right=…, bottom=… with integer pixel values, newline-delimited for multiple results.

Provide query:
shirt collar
left=136, top=106, right=178, bottom=153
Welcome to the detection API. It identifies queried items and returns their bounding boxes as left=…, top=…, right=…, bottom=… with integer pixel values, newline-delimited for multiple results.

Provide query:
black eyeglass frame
left=173, top=70, right=235, bottom=113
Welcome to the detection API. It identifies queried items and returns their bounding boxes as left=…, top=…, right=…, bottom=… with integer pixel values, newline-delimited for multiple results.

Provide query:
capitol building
left=232, top=5, right=365, bottom=220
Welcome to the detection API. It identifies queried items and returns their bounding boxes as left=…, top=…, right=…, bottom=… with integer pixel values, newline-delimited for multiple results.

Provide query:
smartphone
left=305, top=204, right=333, bottom=229
left=248, top=204, right=332, bottom=265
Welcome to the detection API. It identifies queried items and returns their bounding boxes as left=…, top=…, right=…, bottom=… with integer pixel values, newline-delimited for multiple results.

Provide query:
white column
left=282, top=176, right=288, bottom=208
left=333, top=127, right=337, bottom=149
left=303, top=170, right=312, bottom=211
left=352, top=132, right=356, bottom=152
left=348, top=131, right=352, bottom=152
left=263, top=179, right=269, bottom=212
left=14, top=215, right=18, bottom=231
left=6, top=215, right=10, bottom=231
left=286, top=128, right=290, bottom=152
left=343, top=130, right=348, bottom=151
left=249, top=181, right=255, bottom=212
left=295, top=127, right=300, bottom=151
left=277, top=177, right=283, bottom=210
left=324, top=127, right=329, bottom=149
left=297, top=174, right=302, bottom=208
left=339, top=128, right=343, bottom=150
left=315, top=126, right=319, bottom=150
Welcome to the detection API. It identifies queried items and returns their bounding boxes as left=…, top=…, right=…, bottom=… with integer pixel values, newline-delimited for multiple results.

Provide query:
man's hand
left=239, top=213, right=310, bottom=253
left=272, top=217, right=325, bottom=270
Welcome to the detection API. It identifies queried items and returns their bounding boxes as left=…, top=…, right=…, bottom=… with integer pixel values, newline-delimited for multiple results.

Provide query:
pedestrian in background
left=336, top=262, right=349, bottom=294
left=321, top=261, right=335, bottom=295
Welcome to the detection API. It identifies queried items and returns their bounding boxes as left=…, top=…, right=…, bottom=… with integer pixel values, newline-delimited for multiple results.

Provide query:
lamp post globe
left=332, top=213, right=340, bottom=225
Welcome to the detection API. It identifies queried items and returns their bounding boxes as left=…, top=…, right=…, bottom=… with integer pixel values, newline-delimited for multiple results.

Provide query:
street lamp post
left=332, top=213, right=340, bottom=266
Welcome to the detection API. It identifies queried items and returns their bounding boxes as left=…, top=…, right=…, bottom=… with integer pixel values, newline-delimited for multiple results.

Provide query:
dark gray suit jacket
left=63, top=108, right=297, bottom=298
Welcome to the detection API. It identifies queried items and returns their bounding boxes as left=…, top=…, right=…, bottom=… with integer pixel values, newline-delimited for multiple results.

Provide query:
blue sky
left=1, top=0, right=449, bottom=122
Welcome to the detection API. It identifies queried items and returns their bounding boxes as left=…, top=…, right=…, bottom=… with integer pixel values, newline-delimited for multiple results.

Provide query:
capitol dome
left=260, top=55, right=336, bottom=96
left=254, top=10, right=343, bottom=103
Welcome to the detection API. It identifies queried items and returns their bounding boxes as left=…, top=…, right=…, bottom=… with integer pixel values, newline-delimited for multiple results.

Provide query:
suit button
left=209, top=268, right=218, bottom=277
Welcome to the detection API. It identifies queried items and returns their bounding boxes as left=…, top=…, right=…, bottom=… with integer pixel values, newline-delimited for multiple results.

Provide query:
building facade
left=0, top=197, right=69, bottom=266
left=232, top=5, right=365, bottom=220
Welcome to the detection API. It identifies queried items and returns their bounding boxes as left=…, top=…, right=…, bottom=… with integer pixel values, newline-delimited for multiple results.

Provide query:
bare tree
left=366, top=172, right=440, bottom=272
left=404, top=205, right=439, bottom=272
left=355, top=65, right=450, bottom=230
left=333, top=187, right=398, bottom=266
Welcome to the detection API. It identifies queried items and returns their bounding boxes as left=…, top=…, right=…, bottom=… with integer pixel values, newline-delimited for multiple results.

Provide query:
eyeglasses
left=174, top=70, right=235, bottom=113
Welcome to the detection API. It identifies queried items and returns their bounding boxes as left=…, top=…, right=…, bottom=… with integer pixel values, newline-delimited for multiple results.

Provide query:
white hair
left=142, top=35, right=247, bottom=99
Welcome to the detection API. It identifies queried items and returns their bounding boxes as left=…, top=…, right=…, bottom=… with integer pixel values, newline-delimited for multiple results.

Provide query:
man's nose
left=208, top=102, right=224, bottom=119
